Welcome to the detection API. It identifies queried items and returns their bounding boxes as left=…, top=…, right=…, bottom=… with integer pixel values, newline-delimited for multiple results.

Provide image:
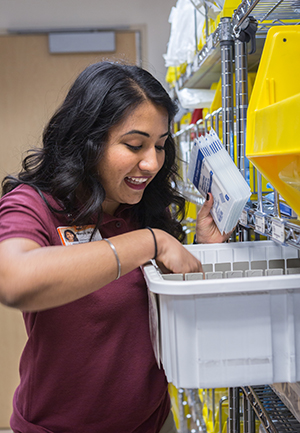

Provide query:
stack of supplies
left=187, top=129, right=251, bottom=234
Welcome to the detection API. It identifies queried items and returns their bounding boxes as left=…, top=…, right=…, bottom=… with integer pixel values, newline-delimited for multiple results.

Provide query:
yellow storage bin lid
left=246, top=25, right=300, bottom=216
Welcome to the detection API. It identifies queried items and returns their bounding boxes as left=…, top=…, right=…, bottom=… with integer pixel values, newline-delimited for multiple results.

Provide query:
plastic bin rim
left=183, top=240, right=289, bottom=250
left=142, top=265, right=300, bottom=295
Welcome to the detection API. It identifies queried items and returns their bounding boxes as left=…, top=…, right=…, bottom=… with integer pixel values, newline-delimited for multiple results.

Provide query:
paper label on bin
left=239, top=209, right=248, bottom=226
left=255, top=214, right=265, bottom=234
left=271, top=219, right=285, bottom=243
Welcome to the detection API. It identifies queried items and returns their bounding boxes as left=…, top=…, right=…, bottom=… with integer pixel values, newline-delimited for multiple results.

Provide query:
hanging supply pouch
left=187, top=129, right=251, bottom=234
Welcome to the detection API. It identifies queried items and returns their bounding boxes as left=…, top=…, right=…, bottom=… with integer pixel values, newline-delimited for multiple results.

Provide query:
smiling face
left=65, top=231, right=75, bottom=242
left=97, top=101, right=169, bottom=215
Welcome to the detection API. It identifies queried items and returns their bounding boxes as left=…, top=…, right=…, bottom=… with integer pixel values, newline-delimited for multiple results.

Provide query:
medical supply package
left=187, top=129, right=251, bottom=234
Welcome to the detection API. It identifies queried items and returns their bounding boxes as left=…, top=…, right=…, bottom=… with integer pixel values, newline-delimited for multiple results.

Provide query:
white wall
left=0, top=0, right=176, bottom=86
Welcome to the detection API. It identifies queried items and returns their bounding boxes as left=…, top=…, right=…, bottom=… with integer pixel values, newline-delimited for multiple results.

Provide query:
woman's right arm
left=0, top=228, right=202, bottom=312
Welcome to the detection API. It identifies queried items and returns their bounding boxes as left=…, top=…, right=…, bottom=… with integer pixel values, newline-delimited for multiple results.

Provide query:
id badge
left=57, top=225, right=102, bottom=245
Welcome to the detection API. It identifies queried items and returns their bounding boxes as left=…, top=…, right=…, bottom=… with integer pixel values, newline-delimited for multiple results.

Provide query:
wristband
left=146, top=227, right=158, bottom=260
left=103, top=238, right=121, bottom=280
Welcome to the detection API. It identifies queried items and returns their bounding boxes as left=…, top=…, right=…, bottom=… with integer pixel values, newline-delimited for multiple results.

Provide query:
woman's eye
left=125, top=143, right=142, bottom=151
left=155, top=145, right=165, bottom=151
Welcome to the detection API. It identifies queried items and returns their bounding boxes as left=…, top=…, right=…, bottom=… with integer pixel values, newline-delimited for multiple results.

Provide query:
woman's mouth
left=124, top=176, right=149, bottom=190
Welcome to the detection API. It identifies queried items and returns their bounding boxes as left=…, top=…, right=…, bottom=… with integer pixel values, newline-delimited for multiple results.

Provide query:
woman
left=63, top=229, right=79, bottom=243
left=0, top=61, right=228, bottom=433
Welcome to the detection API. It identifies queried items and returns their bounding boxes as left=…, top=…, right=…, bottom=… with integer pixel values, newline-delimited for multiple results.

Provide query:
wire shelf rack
left=233, top=0, right=300, bottom=35
left=242, top=385, right=300, bottom=433
left=179, top=0, right=300, bottom=90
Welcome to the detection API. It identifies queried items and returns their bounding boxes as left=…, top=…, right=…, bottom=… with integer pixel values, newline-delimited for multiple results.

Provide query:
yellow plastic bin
left=246, top=25, right=300, bottom=216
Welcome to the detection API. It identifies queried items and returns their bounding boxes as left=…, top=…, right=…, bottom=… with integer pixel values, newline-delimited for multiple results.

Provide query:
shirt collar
left=101, top=204, right=134, bottom=224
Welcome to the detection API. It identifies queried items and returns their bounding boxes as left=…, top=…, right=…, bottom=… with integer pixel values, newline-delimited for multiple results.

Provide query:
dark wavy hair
left=2, top=61, right=186, bottom=241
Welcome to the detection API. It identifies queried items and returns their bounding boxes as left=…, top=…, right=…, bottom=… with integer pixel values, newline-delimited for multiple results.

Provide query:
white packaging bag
left=163, top=0, right=205, bottom=67
left=176, top=87, right=216, bottom=109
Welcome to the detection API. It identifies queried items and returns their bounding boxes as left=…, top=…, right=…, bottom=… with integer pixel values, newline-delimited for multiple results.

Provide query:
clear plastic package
left=188, top=129, right=251, bottom=234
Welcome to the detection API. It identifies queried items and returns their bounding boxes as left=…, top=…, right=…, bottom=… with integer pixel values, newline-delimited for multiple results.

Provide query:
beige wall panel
left=0, top=30, right=136, bottom=428
left=0, top=305, right=27, bottom=428
left=0, top=31, right=136, bottom=183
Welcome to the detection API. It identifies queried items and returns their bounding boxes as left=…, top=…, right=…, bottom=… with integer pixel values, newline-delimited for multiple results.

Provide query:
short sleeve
left=0, top=185, right=59, bottom=247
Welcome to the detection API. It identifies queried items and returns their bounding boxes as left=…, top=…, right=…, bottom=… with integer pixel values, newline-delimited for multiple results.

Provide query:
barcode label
left=239, top=209, right=248, bottom=226
left=255, top=215, right=265, bottom=234
left=271, top=219, right=285, bottom=243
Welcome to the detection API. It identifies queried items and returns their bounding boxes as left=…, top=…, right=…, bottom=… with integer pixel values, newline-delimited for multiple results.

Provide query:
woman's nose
left=138, top=148, right=162, bottom=173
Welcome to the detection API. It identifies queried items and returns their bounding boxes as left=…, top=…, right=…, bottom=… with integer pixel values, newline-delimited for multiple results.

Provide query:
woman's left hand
left=195, top=193, right=233, bottom=244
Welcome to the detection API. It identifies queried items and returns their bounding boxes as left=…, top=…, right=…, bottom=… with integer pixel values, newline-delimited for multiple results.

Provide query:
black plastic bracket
left=237, top=16, right=258, bottom=54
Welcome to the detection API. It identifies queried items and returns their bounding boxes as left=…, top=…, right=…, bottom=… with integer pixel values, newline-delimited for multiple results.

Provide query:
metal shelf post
left=228, top=387, right=241, bottom=433
left=220, top=17, right=235, bottom=156
left=234, top=38, right=248, bottom=178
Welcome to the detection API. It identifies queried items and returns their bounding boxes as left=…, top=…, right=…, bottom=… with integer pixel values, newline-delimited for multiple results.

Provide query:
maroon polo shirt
left=0, top=184, right=170, bottom=433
